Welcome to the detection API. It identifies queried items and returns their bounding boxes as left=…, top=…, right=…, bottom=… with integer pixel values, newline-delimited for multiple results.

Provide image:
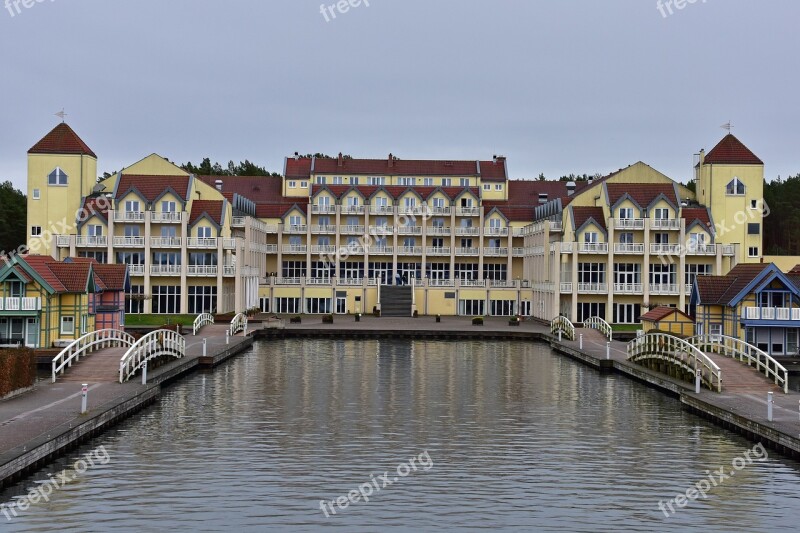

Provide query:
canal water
left=3, top=339, right=800, bottom=532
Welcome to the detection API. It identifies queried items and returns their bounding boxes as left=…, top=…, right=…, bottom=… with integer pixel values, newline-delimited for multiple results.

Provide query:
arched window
left=725, top=178, right=745, bottom=195
left=48, top=167, right=68, bottom=186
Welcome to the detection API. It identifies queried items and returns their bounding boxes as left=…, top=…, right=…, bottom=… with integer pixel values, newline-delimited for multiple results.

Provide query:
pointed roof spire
left=28, top=123, right=97, bottom=158
left=703, top=134, right=762, bottom=165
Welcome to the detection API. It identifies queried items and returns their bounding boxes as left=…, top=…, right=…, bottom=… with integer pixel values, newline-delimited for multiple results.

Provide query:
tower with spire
left=695, top=133, right=764, bottom=264
left=27, top=122, right=98, bottom=256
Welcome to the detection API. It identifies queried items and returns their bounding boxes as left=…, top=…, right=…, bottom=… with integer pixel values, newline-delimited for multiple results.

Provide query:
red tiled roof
left=640, top=306, right=692, bottom=323
left=571, top=207, right=606, bottom=231
left=81, top=196, right=110, bottom=222
left=20, top=255, right=67, bottom=292
left=286, top=156, right=508, bottom=181
left=28, top=123, right=97, bottom=158
left=46, top=263, right=92, bottom=292
left=606, top=183, right=677, bottom=209
left=256, top=203, right=306, bottom=218
left=695, top=263, right=772, bottom=305
left=116, top=175, right=191, bottom=202
left=682, top=207, right=712, bottom=229
left=507, top=180, right=588, bottom=204
left=788, top=265, right=800, bottom=276
left=482, top=201, right=535, bottom=222
left=196, top=175, right=283, bottom=203
left=92, top=264, right=127, bottom=291
left=190, top=200, right=224, bottom=225
left=704, top=134, right=763, bottom=165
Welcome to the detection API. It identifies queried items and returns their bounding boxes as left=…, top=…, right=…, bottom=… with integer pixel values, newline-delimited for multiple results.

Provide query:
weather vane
left=720, top=121, right=733, bottom=132
left=55, top=109, right=67, bottom=123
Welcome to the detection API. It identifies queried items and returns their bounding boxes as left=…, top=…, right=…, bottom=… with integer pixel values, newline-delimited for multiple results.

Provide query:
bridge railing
left=583, top=316, right=612, bottom=340
left=686, top=334, right=789, bottom=394
left=52, top=329, right=135, bottom=383
left=230, top=312, right=248, bottom=336
left=119, top=329, right=186, bottom=383
left=193, top=313, right=215, bottom=335
left=627, top=332, right=722, bottom=392
left=551, top=315, right=575, bottom=341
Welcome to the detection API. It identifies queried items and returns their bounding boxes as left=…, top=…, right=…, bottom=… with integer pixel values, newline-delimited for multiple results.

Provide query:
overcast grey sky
left=1, top=0, right=798, bottom=191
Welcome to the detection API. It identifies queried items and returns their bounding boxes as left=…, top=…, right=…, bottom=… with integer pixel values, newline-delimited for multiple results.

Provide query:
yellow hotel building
left=27, top=123, right=765, bottom=320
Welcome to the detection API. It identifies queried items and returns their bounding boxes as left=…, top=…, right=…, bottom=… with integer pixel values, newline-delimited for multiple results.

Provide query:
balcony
left=341, top=205, right=365, bottom=215
left=722, top=245, right=736, bottom=256
left=613, top=283, right=643, bottom=294
left=578, top=243, right=608, bottom=254
left=368, top=225, right=393, bottom=235
left=113, top=211, right=145, bottom=223
left=512, top=228, right=525, bottom=237
left=426, top=247, right=451, bottom=256
left=275, top=277, right=302, bottom=285
left=483, top=247, right=508, bottom=256
left=649, top=284, right=679, bottom=295
left=340, top=225, right=365, bottom=234
left=461, top=280, right=486, bottom=287
left=222, top=238, right=239, bottom=250
left=686, top=244, right=717, bottom=255
left=455, top=247, right=479, bottom=255
left=150, top=265, right=181, bottom=276
left=484, top=227, right=509, bottom=236
left=231, top=217, right=246, bottom=228
left=427, top=226, right=451, bottom=236
left=369, top=206, right=394, bottom=215
left=311, top=245, right=337, bottom=254
left=489, top=280, right=519, bottom=288
left=113, top=236, right=145, bottom=247
left=187, top=238, right=218, bottom=248
left=560, top=242, right=575, bottom=253
left=223, top=265, right=236, bottom=276
left=341, top=245, right=365, bottom=254
left=650, top=244, right=681, bottom=255
left=337, top=278, right=365, bottom=286
left=284, top=225, right=307, bottom=234
left=265, top=244, right=278, bottom=253
left=151, top=211, right=183, bottom=223
left=651, top=219, right=681, bottom=230
left=512, top=247, right=525, bottom=257
left=56, top=235, right=71, bottom=248
left=549, top=221, right=563, bottom=232
left=311, top=225, right=337, bottom=234
left=744, top=307, right=800, bottom=322
left=456, top=207, right=480, bottom=216
left=0, top=297, right=41, bottom=311
left=265, top=225, right=279, bottom=234
left=429, top=279, right=455, bottom=287
left=311, top=205, right=336, bottom=215
left=282, top=244, right=308, bottom=254
left=614, top=218, right=644, bottom=230
left=369, top=246, right=393, bottom=255
left=398, top=226, right=422, bottom=235
left=187, top=265, right=218, bottom=276
left=128, top=265, right=145, bottom=276
left=398, top=206, right=424, bottom=215
left=560, top=282, right=573, bottom=293
left=614, top=243, right=644, bottom=254
left=397, top=246, right=422, bottom=255
left=455, top=227, right=480, bottom=236
left=578, top=283, right=607, bottom=294
left=150, top=237, right=182, bottom=248
left=76, top=236, right=107, bottom=247
left=428, top=206, right=451, bottom=215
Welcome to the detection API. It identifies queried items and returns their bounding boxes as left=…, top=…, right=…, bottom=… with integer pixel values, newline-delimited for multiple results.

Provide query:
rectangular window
left=460, top=178, right=470, bottom=187
left=685, top=264, right=712, bottom=286
left=619, top=232, right=634, bottom=244
left=483, top=184, right=491, bottom=191
left=125, top=200, right=140, bottom=212
left=649, top=264, right=676, bottom=285
left=750, top=199, right=758, bottom=209
left=618, top=207, right=634, bottom=219
left=31, top=226, right=42, bottom=237
left=578, top=263, right=606, bottom=284
left=124, top=225, right=140, bottom=237
left=583, top=232, right=598, bottom=243
left=427, top=262, right=449, bottom=279
left=454, top=263, right=479, bottom=280
left=653, top=208, right=670, bottom=220
left=33, top=189, right=40, bottom=200
left=654, top=233, right=669, bottom=244
left=423, top=178, right=433, bottom=186
left=188, top=286, right=217, bottom=314
left=161, top=201, right=176, bottom=213
left=484, top=263, right=507, bottom=281
left=432, top=197, right=445, bottom=208
left=747, top=223, right=760, bottom=235
left=305, top=297, right=332, bottom=314
left=275, top=298, right=301, bottom=313
left=125, top=285, right=145, bottom=314
left=316, top=176, right=327, bottom=184
left=300, top=181, right=308, bottom=188
left=350, top=177, right=359, bottom=185
left=748, top=246, right=760, bottom=257
left=441, top=178, right=452, bottom=187
left=282, top=261, right=307, bottom=278
left=197, top=226, right=212, bottom=238
left=289, top=215, right=303, bottom=226
left=88, top=225, right=103, bottom=237
left=152, top=285, right=181, bottom=314
left=333, top=176, right=343, bottom=185
left=288, top=181, right=296, bottom=188
left=495, top=184, right=502, bottom=191
left=458, top=299, right=485, bottom=316
left=577, top=303, right=606, bottom=323
left=490, top=300, right=515, bottom=316
left=60, top=316, right=75, bottom=335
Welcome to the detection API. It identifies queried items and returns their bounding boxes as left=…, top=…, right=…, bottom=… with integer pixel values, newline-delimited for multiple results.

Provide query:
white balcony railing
left=311, top=225, right=337, bottom=234
left=613, top=283, right=643, bottom=294
left=651, top=218, right=681, bottom=230
left=76, top=236, right=108, bottom=247
left=426, top=247, right=451, bottom=255
left=368, top=226, right=394, bottom=235
left=512, top=247, right=525, bottom=257
left=578, top=243, right=608, bottom=254
left=484, top=227, right=509, bottom=236
left=398, top=226, right=422, bottom=235
left=222, top=238, right=239, bottom=250
left=340, top=225, right=365, bottom=234
left=456, top=207, right=481, bottom=216
left=744, top=307, right=800, bottom=321
left=187, top=238, right=218, bottom=248
left=369, top=246, right=393, bottom=255
left=150, top=211, right=183, bottom=223
left=549, top=221, right=563, bottom=232
left=455, top=227, right=480, bottom=236
left=187, top=265, right=218, bottom=276
left=127, top=265, right=145, bottom=276
left=113, top=236, right=145, bottom=247
left=614, top=243, right=644, bottom=254
left=398, top=206, right=424, bottom=215
left=428, top=206, right=451, bottom=215
left=650, top=244, right=681, bottom=255
left=614, top=218, right=644, bottom=230
left=282, top=244, right=308, bottom=254
left=397, top=246, right=422, bottom=255
left=686, top=244, right=717, bottom=255
left=150, top=265, right=181, bottom=275
left=223, top=265, right=236, bottom=276
left=150, top=237, right=183, bottom=248
left=311, top=245, right=337, bottom=254
left=455, top=247, right=479, bottom=255
left=427, top=226, right=451, bottom=236
left=113, top=211, right=145, bottom=222
left=231, top=216, right=246, bottom=227
left=341, top=205, right=366, bottom=214
left=649, top=284, right=679, bottom=295
left=560, top=282, right=573, bottom=293
left=0, top=297, right=41, bottom=311
left=311, top=205, right=336, bottom=214
left=483, top=247, right=509, bottom=256
left=284, top=225, right=307, bottom=234
left=369, top=206, right=394, bottom=215
left=578, top=283, right=608, bottom=293
left=56, top=235, right=71, bottom=247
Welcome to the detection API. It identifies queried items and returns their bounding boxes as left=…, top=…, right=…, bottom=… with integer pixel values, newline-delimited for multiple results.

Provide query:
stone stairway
left=380, top=286, right=413, bottom=317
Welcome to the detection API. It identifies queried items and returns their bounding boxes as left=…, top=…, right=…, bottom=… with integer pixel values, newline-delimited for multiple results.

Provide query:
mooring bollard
left=81, top=383, right=88, bottom=414
left=203, top=338, right=207, bottom=357
left=768, top=392, right=774, bottom=422
left=606, top=342, right=610, bottom=360
left=142, top=360, right=147, bottom=385
left=226, top=330, right=230, bottom=345
left=695, top=368, right=701, bottom=394
left=579, top=334, right=583, bottom=350
left=558, top=330, right=562, bottom=342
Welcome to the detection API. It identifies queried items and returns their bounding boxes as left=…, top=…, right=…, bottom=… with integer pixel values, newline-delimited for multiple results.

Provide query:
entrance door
left=25, top=318, right=39, bottom=348
left=10, top=318, right=24, bottom=343
left=336, top=296, right=347, bottom=315
left=770, top=327, right=785, bottom=355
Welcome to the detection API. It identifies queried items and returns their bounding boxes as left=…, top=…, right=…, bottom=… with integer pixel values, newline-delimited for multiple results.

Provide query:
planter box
left=509, top=320, right=520, bottom=326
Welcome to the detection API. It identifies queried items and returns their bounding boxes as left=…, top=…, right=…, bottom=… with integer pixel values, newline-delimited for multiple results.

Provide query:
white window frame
left=441, top=178, right=452, bottom=187
left=161, top=201, right=176, bottom=213
left=495, top=184, right=502, bottom=191
left=32, top=188, right=40, bottom=200
left=483, top=184, right=491, bottom=191
left=288, top=181, right=296, bottom=188
left=61, top=316, right=75, bottom=335
left=726, top=178, right=745, bottom=196
left=31, top=226, right=42, bottom=237
left=748, top=246, right=759, bottom=257
left=125, top=200, right=141, bottom=212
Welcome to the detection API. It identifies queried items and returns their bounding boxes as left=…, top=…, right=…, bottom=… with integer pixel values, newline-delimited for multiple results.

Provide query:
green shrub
left=0, top=349, right=36, bottom=398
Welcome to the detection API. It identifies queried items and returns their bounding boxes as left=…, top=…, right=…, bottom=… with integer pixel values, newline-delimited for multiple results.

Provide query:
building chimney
left=338, top=152, right=343, bottom=167
left=214, top=179, right=223, bottom=191
left=699, top=148, right=705, bottom=165
left=294, top=152, right=300, bottom=160
left=566, top=181, right=576, bottom=196
left=493, top=155, right=497, bottom=164
left=388, top=153, right=394, bottom=168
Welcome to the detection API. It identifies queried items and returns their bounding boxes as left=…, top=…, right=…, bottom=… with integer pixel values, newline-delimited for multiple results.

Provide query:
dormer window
left=726, top=178, right=745, bottom=196
left=48, top=167, right=68, bottom=186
